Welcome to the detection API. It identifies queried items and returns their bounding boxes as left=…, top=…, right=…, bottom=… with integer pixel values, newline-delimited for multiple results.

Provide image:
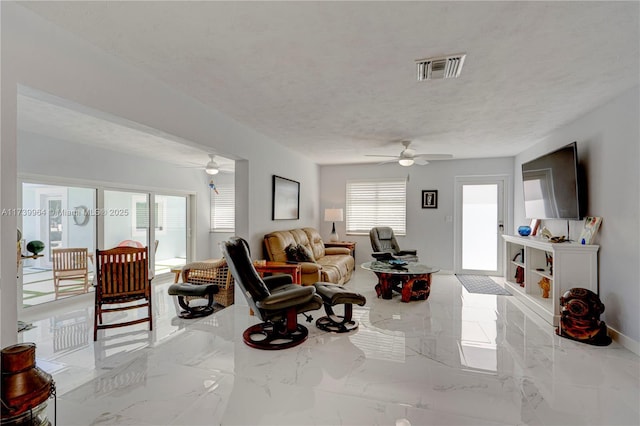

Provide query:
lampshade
left=398, top=158, right=414, bottom=167
left=324, top=208, right=344, bottom=222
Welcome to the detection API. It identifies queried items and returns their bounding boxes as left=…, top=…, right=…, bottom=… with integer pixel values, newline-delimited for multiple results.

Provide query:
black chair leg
left=242, top=308, right=309, bottom=350
left=316, top=303, right=359, bottom=333
left=169, top=283, right=218, bottom=319
left=177, top=295, right=215, bottom=319
left=313, top=283, right=366, bottom=333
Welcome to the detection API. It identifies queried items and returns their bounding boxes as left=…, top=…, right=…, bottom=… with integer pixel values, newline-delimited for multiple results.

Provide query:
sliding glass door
left=20, top=183, right=96, bottom=307
left=103, top=190, right=149, bottom=249
left=20, top=183, right=191, bottom=309
left=103, top=191, right=188, bottom=275
left=154, top=194, right=187, bottom=275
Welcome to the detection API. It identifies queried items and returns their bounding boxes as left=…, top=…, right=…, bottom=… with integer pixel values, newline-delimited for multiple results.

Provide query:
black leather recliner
left=369, top=227, right=419, bottom=262
left=221, top=237, right=323, bottom=350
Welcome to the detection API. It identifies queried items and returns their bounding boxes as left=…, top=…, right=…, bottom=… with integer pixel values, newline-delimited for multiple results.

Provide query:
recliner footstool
left=168, top=282, right=219, bottom=319
left=313, top=283, right=366, bottom=333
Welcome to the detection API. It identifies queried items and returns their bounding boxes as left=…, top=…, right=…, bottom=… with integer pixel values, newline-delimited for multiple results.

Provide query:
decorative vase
left=1, top=343, right=54, bottom=423
left=517, top=226, right=532, bottom=236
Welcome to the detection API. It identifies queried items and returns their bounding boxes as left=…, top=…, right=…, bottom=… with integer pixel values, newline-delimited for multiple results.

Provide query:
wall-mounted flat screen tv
left=522, top=142, right=583, bottom=220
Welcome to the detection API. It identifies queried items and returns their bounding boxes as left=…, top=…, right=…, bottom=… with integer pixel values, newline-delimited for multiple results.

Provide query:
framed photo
left=422, top=190, right=438, bottom=209
left=272, top=175, right=300, bottom=220
left=579, top=216, right=602, bottom=245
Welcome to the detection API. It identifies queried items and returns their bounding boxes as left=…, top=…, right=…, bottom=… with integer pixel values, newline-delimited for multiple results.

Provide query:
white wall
left=18, top=130, right=207, bottom=257
left=1, top=3, right=319, bottom=345
left=320, top=157, right=514, bottom=269
left=514, top=88, right=640, bottom=345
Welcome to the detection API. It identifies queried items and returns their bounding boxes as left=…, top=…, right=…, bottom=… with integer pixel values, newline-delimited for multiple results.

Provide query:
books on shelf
left=579, top=216, right=602, bottom=245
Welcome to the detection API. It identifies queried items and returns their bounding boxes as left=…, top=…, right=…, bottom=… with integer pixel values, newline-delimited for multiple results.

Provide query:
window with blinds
left=210, top=181, right=235, bottom=232
left=346, top=179, right=407, bottom=235
left=135, top=200, right=163, bottom=230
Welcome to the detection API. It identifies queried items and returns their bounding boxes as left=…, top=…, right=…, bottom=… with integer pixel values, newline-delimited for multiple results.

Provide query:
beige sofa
left=263, top=227, right=354, bottom=285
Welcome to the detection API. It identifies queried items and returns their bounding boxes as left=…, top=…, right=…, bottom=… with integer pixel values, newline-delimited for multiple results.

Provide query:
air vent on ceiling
left=416, top=54, right=466, bottom=81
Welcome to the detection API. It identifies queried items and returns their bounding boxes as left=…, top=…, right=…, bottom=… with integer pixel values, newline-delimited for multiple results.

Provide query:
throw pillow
left=295, top=244, right=315, bottom=262
left=285, top=244, right=300, bottom=262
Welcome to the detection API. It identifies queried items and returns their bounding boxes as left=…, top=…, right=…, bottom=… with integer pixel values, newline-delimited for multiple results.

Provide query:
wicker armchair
left=181, top=259, right=234, bottom=307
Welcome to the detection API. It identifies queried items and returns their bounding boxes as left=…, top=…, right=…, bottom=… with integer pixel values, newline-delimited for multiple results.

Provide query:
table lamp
left=324, top=208, right=344, bottom=242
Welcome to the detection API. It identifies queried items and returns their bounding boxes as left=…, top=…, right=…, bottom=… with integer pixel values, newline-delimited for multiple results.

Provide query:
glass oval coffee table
left=361, top=261, right=439, bottom=302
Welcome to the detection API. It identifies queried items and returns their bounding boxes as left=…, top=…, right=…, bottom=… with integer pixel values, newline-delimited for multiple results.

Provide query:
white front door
left=454, top=176, right=507, bottom=276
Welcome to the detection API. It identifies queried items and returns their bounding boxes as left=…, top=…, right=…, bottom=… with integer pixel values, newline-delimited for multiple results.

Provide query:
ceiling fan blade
left=413, top=154, right=453, bottom=160
left=376, top=159, right=398, bottom=165
left=414, top=158, right=430, bottom=166
left=365, top=154, right=399, bottom=158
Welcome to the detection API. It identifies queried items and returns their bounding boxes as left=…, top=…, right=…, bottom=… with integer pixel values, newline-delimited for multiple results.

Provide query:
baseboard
left=607, top=326, right=640, bottom=356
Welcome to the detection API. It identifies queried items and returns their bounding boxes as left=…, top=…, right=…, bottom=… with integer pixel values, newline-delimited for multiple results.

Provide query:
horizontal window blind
left=210, top=182, right=235, bottom=232
left=346, top=179, right=406, bottom=235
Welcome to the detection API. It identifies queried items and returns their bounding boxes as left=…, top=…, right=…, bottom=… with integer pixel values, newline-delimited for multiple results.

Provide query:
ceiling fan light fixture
left=205, top=164, right=219, bottom=175
left=399, top=158, right=414, bottom=167
left=205, top=154, right=220, bottom=174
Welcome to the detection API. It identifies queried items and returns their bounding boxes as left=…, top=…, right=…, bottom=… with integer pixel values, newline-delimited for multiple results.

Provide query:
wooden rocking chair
left=94, top=246, right=152, bottom=341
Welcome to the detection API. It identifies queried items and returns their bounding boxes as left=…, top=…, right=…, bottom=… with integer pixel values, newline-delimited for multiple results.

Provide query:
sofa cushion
left=296, top=244, right=315, bottom=262
left=284, top=243, right=315, bottom=263
left=316, top=254, right=354, bottom=285
left=303, top=227, right=326, bottom=260
left=284, top=244, right=299, bottom=262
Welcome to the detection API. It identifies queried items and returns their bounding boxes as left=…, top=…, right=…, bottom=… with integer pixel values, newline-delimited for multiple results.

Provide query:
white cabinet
left=502, top=235, right=599, bottom=326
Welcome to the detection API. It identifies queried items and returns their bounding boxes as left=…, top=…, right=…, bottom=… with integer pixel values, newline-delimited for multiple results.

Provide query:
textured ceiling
left=19, top=1, right=640, bottom=165
left=18, top=89, right=235, bottom=170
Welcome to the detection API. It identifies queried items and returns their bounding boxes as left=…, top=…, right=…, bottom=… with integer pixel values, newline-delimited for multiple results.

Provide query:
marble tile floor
left=19, top=272, right=639, bottom=426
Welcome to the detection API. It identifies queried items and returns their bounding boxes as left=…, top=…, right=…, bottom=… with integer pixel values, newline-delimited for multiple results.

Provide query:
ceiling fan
left=203, top=154, right=221, bottom=175
left=180, top=154, right=232, bottom=175
left=365, top=141, right=453, bottom=166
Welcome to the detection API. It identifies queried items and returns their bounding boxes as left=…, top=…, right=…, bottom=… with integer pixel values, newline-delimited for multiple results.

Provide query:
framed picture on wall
left=422, top=190, right=438, bottom=209
left=272, top=175, right=300, bottom=220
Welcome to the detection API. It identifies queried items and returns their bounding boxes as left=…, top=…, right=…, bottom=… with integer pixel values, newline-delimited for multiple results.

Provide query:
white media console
left=502, top=234, right=599, bottom=326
